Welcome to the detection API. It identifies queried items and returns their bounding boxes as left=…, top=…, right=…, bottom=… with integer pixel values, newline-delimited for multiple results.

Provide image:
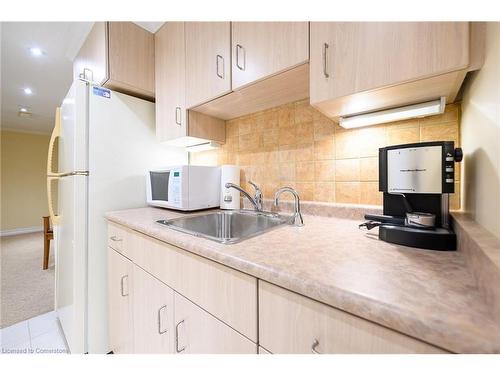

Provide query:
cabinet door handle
left=311, top=339, right=321, bottom=354
left=110, top=236, right=122, bottom=242
left=175, top=107, right=182, bottom=126
left=157, top=305, right=168, bottom=335
left=216, top=54, right=224, bottom=79
left=175, top=320, right=186, bottom=353
left=322, top=43, right=330, bottom=78
left=81, top=68, right=93, bottom=82
left=120, top=275, right=129, bottom=297
left=236, top=44, right=245, bottom=71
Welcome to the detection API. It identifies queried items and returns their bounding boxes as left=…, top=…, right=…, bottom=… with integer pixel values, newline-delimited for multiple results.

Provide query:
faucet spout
left=225, top=182, right=263, bottom=211
left=274, top=187, right=304, bottom=227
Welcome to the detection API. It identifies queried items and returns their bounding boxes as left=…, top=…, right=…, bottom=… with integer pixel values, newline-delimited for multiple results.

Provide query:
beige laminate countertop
left=105, top=207, right=500, bottom=353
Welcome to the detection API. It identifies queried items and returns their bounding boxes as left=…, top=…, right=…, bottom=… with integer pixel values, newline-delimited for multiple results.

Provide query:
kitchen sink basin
left=157, top=210, right=289, bottom=244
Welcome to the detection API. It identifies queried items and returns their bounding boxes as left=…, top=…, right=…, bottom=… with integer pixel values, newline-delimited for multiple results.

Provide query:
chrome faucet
left=225, top=181, right=263, bottom=211
left=274, top=187, right=304, bottom=226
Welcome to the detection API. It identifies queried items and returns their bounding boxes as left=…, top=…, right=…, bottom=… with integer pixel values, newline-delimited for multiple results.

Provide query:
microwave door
left=150, top=171, right=170, bottom=203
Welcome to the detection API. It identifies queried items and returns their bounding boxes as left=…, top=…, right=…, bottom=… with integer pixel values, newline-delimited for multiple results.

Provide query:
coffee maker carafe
left=360, top=141, right=463, bottom=251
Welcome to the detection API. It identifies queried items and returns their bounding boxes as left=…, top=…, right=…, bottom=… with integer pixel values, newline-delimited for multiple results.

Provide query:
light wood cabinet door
left=310, top=22, right=469, bottom=106
left=108, top=247, right=134, bottom=354
left=132, top=265, right=175, bottom=354
left=155, top=22, right=187, bottom=142
left=174, top=292, right=257, bottom=354
left=259, top=281, right=447, bottom=354
left=73, top=22, right=155, bottom=101
left=130, top=231, right=258, bottom=342
left=106, top=22, right=155, bottom=99
left=231, top=22, right=309, bottom=90
left=185, top=22, right=231, bottom=108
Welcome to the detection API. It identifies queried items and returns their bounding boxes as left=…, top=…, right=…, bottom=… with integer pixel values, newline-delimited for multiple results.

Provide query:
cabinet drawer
left=174, top=292, right=256, bottom=354
left=130, top=231, right=258, bottom=342
left=107, top=222, right=131, bottom=257
left=259, top=281, right=447, bottom=354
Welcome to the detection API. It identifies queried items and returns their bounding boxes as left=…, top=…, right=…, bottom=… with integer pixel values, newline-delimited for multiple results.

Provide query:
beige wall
left=191, top=100, right=461, bottom=209
left=1, top=130, right=51, bottom=232
left=460, top=22, right=500, bottom=239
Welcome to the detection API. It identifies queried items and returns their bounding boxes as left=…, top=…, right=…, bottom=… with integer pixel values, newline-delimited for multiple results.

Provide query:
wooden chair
left=43, top=216, right=54, bottom=270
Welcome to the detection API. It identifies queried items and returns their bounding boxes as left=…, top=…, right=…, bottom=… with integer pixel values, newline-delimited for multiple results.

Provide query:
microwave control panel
left=169, top=169, right=182, bottom=205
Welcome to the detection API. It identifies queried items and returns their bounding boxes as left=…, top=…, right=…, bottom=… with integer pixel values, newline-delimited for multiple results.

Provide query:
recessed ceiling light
left=24, top=87, right=33, bottom=95
left=18, top=107, right=32, bottom=118
left=30, top=47, right=43, bottom=56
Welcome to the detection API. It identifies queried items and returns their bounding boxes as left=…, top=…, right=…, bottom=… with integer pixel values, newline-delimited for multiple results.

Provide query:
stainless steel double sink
left=157, top=210, right=289, bottom=244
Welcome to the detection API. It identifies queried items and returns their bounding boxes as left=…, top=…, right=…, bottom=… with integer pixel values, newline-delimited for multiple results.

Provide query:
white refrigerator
left=47, top=79, right=186, bottom=353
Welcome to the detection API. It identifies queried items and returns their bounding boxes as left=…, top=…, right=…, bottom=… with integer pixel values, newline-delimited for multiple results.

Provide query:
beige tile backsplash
left=191, top=99, right=461, bottom=209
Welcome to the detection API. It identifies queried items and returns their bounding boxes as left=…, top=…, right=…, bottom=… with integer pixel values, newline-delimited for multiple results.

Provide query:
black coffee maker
left=360, top=141, right=463, bottom=251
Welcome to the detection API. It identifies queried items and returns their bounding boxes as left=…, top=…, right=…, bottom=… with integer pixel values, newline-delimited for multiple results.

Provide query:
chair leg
left=43, top=237, right=50, bottom=270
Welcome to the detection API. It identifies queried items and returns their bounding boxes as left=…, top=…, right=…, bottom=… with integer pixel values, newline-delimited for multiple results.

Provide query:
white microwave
left=146, top=165, right=220, bottom=211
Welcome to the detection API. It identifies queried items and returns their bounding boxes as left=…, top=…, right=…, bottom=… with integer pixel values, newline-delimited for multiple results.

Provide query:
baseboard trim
left=0, top=226, right=43, bottom=237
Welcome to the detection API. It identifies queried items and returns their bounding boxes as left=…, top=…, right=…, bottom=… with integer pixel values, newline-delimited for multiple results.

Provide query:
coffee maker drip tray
left=379, top=225, right=456, bottom=251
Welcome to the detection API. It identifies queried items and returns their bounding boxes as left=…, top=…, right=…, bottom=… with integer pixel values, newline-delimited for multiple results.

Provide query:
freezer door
left=55, top=80, right=89, bottom=353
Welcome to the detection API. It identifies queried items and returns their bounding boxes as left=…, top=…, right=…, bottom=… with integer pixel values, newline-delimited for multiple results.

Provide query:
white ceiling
left=1, top=22, right=93, bottom=133
left=0, top=22, right=162, bottom=134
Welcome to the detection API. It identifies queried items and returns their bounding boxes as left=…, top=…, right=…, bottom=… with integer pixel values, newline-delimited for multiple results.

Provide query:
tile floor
left=0, top=311, right=69, bottom=354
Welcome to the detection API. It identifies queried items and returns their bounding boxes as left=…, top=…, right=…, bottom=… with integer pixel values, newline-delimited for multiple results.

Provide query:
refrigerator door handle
left=47, top=108, right=62, bottom=225
left=57, top=171, right=90, bottom=177
left=47, top=176, right=60, bottom=225
left=47, top=108, right=89, bottom=178
left=47, top=107, right=62, bottom=177
left=46, top=108, right=90, bottom=225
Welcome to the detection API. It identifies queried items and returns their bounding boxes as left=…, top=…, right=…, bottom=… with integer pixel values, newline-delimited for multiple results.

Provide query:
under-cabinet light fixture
left=186, top=141, right=222, bottom=153
left=339, top=97, right=446, bottom=129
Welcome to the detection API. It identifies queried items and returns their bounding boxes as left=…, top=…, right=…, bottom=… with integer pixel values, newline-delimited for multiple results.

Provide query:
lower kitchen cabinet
left=132, top=265, right=175, bottom=353
left=107, top=222, right=447, bottom=354
left=258, top=281, right=446, bottom=354
left=174, top=292, right=257, bottom=354
left=108, top=247, right=134, bottom=354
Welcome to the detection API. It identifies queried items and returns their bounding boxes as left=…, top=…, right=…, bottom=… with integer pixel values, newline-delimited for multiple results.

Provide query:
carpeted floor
left=1, top=232, right=55, bottom=328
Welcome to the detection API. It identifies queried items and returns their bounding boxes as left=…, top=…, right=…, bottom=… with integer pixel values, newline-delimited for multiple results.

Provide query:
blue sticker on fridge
left=92, top=87, right=111, bottom=99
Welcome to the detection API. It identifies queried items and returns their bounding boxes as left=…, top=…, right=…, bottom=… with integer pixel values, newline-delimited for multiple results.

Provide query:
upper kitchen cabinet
left=155, top=23, right=225, bottom=144
left=155, top=22, right=186, bottom=142
left=73, top=22, right=155, bottom=101
left=190, top=23, right=310, bottom=121
left=185, top=22, right=232, bottom=108
left=310, top=22, right=485, bottom=119
left=231, top=22, right=309, bottom=90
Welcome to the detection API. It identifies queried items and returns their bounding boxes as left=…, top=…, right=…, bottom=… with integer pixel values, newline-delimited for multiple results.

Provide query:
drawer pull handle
left=110, top=236, right=122, bottom=242
left=311, top=339, right=321, bottom=354
left=175, top=320, right=186, bottom=353
left=120, top=275, right=129, bottom=297
left=158, top=305, right=168, bottom=335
